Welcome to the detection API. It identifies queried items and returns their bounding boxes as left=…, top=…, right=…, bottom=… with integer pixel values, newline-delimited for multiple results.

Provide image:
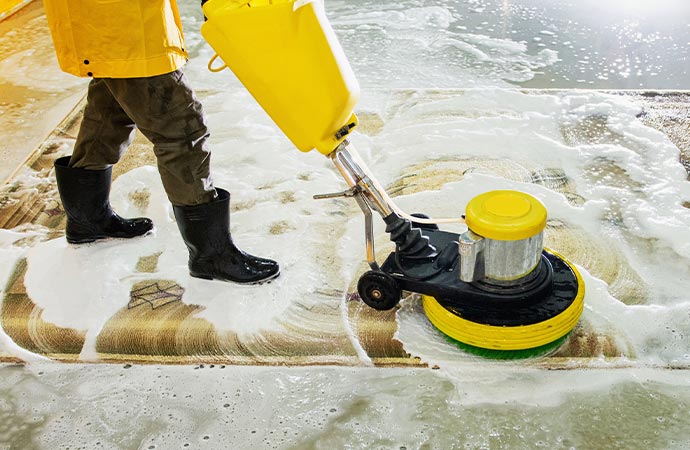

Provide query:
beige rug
left=1, top=90, right=688, bottom=367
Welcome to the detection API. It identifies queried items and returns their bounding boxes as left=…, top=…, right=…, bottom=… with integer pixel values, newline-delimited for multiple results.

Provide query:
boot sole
left=190, top=269, right=281, bottom=285
left=66, top=229, right=154, bottom=245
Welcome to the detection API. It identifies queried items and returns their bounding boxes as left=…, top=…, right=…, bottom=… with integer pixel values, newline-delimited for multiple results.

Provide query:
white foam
left=0, top=228, right=50, bottom=362
left=347, top=88, right=690, bottom=367
left=12, top=85, right=689, bottom=367
left=328, top=5, right=560, bottom=87
left=329, top=7, right=455, bottom=31
left=2, top=3, right=690, bottom=447
left=2, top=0, right=687, bottom=370
left=20, top=145, right=365, bottom=358
left=3, top=363, right=690, bottom=449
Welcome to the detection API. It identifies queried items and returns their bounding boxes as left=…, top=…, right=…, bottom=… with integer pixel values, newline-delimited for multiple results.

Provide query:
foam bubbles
left=1, top=364, right=690, bottom=448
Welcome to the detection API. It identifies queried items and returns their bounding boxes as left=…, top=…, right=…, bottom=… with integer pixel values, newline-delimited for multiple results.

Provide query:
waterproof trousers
left=69, top=69, right=216, bottom=206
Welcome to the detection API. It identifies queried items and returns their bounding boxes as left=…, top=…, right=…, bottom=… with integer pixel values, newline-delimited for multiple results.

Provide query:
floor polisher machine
left=201, top=0, right=585, bottom=358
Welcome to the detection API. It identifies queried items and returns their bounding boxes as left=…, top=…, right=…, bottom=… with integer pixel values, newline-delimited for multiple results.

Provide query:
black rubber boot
left=172, top=188, right=280, bottom=284
left=54, top=156, right=154, bottom=244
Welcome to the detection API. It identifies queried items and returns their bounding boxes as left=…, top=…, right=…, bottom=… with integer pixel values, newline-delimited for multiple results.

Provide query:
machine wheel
left=410, top=213, right=439, bottom=231
left=357, top=271, right=402, bottom=310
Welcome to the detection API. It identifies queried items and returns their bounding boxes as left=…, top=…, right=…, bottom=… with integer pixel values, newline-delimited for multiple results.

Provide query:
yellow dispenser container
left=201, top=0, right=360, bottom=155
left=465, top=190, right=547, bottom=241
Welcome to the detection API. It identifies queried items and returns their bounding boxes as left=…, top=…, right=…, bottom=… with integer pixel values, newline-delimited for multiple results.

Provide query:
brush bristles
left=442, top=333, right=571, bottom=360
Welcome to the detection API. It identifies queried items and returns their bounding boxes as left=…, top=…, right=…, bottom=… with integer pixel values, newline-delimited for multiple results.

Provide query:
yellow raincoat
left=43, top=0, right=189, bottom=78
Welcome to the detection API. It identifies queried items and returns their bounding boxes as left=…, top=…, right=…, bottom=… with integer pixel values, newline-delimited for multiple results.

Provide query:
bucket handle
left=207, top=53, right=228, bottom=73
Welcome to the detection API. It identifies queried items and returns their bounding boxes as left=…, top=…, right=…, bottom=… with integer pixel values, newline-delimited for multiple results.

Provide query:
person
left=42, top=0, right=280, bottom=284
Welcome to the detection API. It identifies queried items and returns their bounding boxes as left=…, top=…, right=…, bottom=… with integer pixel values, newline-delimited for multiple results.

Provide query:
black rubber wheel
left=357, top=271, right=402, bottom=311
left=410, top=213, right=439, bottom=231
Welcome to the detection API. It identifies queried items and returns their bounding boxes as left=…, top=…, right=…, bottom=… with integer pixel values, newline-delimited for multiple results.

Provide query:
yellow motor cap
left=465, top=190, right=547, bottom=241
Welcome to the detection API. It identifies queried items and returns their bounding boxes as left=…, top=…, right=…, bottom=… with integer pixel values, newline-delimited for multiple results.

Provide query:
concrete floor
left=1, top=4, right=689, bottom=448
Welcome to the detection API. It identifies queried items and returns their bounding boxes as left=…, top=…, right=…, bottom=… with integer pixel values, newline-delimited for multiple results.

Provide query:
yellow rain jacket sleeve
left=43, top=0, right=189, bottom=78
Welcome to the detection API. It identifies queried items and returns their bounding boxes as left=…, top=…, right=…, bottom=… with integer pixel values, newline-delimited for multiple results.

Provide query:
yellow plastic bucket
left=201, top=0, right=360, bottom=155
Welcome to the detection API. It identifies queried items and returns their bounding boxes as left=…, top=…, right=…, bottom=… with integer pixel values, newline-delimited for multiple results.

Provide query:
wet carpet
left=1, top=90, right=688, bottom=367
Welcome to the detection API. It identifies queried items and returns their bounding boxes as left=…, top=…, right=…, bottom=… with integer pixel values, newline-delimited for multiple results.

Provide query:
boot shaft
left=54, top=156, right=113, bottom=223
left=172, top=188, right=229, bottom=257
left=53, top=156, right=154, bottom=243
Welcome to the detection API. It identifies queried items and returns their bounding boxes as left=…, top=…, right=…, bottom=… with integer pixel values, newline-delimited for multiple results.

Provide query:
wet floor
left=1, top=0, right=689, bottom=448
left=0, top=0, right=87, bottom=184
left=2, top=364, right=690, bottom=450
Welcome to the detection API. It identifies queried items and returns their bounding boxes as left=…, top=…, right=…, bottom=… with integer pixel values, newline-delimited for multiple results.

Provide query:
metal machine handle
left=458, top=231, right=485, bottom=282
